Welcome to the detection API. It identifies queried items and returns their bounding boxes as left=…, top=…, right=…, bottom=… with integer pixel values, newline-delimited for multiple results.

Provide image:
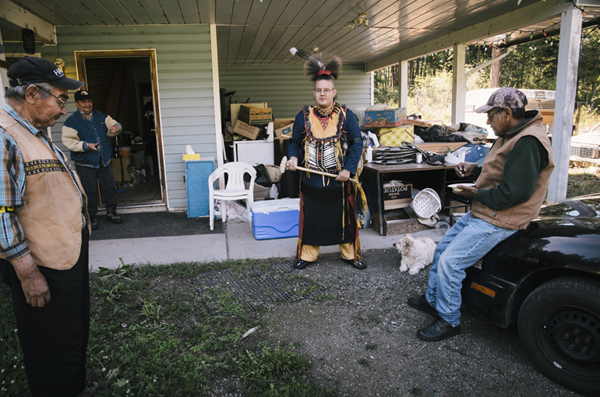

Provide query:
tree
left=578, top=27, right=600, bottom=108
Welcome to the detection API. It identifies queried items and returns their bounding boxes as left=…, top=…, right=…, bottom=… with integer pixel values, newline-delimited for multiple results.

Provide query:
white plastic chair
left=208, top=162, right=256, bottom=231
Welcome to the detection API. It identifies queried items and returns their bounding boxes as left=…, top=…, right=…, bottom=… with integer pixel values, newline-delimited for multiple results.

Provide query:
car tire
left=518, top=277, right=600, bottom=396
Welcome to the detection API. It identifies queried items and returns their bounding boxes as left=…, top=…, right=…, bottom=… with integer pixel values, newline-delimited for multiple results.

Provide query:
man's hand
left=455, top=162, right=477, bottom=178
left=286, top=156, right=298, bottom=171
left=455, top=185, right=478, bottom=199
left=108, top=125, right=121, bottom=136
left=87, top=142, right=99, bottom=151
left=336, top=169, right=351, bottom=182
left=11, top=254, right=50, bottom=307
left=109, top=125, right=120, bottom=135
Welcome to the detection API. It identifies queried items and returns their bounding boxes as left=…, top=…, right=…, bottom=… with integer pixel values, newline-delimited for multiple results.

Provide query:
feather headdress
left=290, top=47, right=342, bottom=82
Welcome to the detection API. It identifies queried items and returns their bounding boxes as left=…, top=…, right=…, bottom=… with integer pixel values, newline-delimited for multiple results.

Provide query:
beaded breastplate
left=302, top=103, right=347, bottom=175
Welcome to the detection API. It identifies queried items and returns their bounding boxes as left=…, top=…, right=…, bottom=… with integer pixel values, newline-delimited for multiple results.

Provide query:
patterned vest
left=0, top=109, right=90, bottom=270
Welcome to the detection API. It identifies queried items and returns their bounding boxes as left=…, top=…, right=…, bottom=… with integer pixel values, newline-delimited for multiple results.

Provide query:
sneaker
left=90, top=216, right=99, bottom=231
left=77, top=381, right=109, bottom=397
left=106, top=208, right=122, bottom=224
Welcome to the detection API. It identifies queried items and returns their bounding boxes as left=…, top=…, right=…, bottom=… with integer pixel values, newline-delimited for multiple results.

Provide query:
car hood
left=538, top=194, right=600, bottom=220
left=483, top=194, right=600, bottom=281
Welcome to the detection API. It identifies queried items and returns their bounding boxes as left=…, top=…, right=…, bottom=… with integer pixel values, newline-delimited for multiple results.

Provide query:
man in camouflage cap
left=406, top=87, right=554, bottom=341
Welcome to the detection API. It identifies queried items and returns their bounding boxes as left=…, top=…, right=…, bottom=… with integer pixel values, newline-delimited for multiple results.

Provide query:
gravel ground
left=257, top=248, right=581, bottom=397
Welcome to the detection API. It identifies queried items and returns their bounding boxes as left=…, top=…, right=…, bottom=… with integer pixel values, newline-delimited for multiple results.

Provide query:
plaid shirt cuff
left=1, top=241, right=30, bottom=261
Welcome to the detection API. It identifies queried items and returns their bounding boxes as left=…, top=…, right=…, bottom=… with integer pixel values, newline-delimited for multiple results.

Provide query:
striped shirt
left=0, top=104, right=83, bottom=260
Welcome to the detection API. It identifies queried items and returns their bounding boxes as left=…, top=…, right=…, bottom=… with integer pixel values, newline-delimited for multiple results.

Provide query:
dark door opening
left=76, top=53, right=164, bottom=208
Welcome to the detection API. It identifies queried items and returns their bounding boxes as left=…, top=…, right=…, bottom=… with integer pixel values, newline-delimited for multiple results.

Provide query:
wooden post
left=547, top=5, right=582, bottom=202
left=210, top=24, right=224, bottom=169
left=398, top=60, right=408, bottom=109
left=452, top=44, right=466, bottom=125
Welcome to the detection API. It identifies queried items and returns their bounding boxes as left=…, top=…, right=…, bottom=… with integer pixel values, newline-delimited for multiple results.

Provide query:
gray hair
left=5, top=83, right=54, bottom=100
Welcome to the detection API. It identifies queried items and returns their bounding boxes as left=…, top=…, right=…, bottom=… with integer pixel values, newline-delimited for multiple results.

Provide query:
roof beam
left=0, top=0, right=56, bottom=44
left=365, top=0, right=571, bottom=72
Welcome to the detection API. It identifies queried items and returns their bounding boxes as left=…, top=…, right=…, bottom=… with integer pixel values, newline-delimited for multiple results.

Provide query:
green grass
left=0, top=260, right=336, bottom=396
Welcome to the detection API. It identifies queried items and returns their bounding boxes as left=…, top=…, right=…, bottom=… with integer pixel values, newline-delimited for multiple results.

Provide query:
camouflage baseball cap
left=474, top=87, right=528, bottom=113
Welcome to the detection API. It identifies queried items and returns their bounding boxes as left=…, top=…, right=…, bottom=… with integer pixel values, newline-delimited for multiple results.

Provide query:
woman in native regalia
left=285, top=48, right=366, bottom=270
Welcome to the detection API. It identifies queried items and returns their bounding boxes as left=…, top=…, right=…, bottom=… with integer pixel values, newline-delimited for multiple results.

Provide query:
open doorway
left=74, top=50, right=165, bottom=208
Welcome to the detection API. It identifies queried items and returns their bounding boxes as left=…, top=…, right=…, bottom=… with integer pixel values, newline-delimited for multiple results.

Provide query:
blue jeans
left=425, top=211, right=517, bottom=327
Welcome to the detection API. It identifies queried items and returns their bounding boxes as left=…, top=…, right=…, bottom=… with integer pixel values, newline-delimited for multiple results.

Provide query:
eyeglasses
left=34, top=85, right=68, bottom=109
left=487, top=108, right=503, bottom=121
left=314, top=88, right=335, bottom=95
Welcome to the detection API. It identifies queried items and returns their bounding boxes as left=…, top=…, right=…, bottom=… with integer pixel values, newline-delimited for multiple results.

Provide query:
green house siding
left=42, top=24, right=216, bottom=210
left=219, top=64, right=373, bottom=118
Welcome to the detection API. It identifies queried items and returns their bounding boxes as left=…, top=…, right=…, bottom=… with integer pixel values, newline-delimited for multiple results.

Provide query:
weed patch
left=567, top=168, right=600, bottom=197
left=0, top=260, right=334, bottom=396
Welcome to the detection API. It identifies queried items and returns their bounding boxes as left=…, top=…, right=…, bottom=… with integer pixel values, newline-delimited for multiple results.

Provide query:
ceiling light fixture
left=347, top=13, right=368, bottom=30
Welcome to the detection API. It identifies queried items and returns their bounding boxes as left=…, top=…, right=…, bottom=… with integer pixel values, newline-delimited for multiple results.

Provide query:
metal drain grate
left=193, top=264, right=323, bottom=313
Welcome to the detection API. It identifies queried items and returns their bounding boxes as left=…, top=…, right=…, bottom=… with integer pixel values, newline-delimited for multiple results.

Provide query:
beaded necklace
left=313, top=103, right=340, bottom=130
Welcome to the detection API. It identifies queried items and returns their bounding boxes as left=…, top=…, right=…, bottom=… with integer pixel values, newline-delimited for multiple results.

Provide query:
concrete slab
left=89, top=234, right=227, bottom=271
left=226, top=220, right=297, bottom=260
left=224, top=219, right=444, bottom=261
left=88, top=218, right=445, bottom=271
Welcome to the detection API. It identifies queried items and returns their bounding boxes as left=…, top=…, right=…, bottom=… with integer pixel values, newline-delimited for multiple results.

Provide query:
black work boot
left=106, top=208, right=122, bottom=224
left=407, top=295, right=440, bottom=318
left=417, top=318, right=460, bottom=342
left=343, top=258, right=367, bottom=270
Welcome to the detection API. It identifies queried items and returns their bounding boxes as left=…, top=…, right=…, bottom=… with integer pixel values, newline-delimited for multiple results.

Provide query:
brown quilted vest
left=471, top=112, right=554, bottom=230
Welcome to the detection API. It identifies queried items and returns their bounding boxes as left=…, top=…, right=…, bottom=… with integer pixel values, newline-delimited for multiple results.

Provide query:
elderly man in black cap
left=0, top=57, right=107, bottom=396
left=62, top=90, right=123, bottom=230
left=407, top=87, right=554, bottom=342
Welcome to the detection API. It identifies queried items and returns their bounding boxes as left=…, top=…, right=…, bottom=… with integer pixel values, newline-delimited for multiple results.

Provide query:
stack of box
left=233, top=105, right=273, bottom=140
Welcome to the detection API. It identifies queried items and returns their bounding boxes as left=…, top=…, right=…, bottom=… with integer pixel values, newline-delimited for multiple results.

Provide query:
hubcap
left=545, top=309, right=600, bottom=370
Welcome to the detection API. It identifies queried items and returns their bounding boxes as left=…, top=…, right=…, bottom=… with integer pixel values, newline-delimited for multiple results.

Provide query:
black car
left=461, top=194, right=600, bottom=396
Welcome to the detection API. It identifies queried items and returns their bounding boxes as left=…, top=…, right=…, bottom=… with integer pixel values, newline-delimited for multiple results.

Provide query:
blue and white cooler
left=250, top=198, right=300, bottom=240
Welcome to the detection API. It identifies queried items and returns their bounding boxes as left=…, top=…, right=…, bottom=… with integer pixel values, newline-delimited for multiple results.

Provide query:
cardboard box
left=238, top=105, right=273, bottom=125
left=251, top=198, right=300, bottom=240
left=364, top=108, right=406, bottom=128
left=230, top=102, right=267, bottom=126
left=378, top=125, right=415, bottom=147
left=374, top=207, right=429, bottom=236
left=233, top=120, right=262, bottom=140
left=273, top=118, right=295, bottom=137
left=383, top=183, right=412, bottom=210
left=415, top=142, right=467, bottom=155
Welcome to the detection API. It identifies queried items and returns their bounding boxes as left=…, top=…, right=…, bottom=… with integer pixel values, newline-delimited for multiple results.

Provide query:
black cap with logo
left=7, top=56, right=83, bottom=90
left=74, top=90, right=93, bottom=101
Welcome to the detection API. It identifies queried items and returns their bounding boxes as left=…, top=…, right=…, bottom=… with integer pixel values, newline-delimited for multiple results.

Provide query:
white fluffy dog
left=393, top=234, right=437, bottom=275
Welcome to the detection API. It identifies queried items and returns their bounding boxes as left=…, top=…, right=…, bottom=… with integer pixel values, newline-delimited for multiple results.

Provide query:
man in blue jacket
left=62, top=90, right=123, bottom=230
